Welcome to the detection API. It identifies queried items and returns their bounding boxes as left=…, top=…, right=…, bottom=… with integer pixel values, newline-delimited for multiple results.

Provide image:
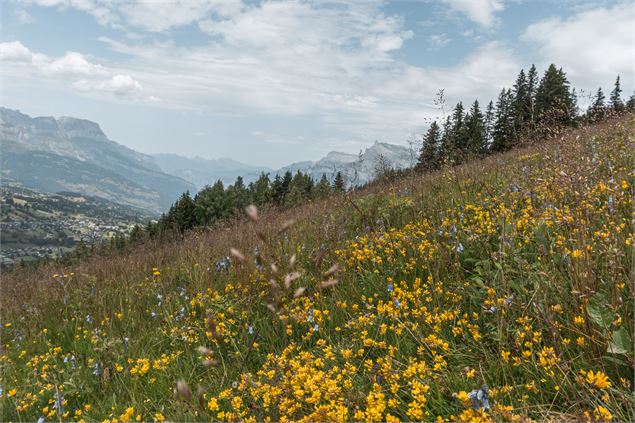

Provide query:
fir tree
left=609, top=75, right=623, bottom=112
left=512, top=68, right=532, bottom=136
left=588, top=87, right=606, bottom=122
left=438, top=115, right=453, bottom=165
left=464, top=100, right=486, bottom=156
left=227, top=176, right=249, bottom=212
left=417, top=121, right=441, bottom=171
left=286, top=171, right=310, bottom=206
left=626, top=92, right=635, bottom=112
left=251, top=172, right=271, bottom=206
left=534, top=64, right=576, bottom=130
left=281, top=171, right=293, bottom=201
left=484, top=100, right=495, bottom=148
left=447, top=102, right=465, bottom=162
left=193, top=180, right=227, bottom=225
left=333, top=171, right=345, bottom=193
left=527, top=64, right=538, bottom=128
left=271, top=175, right=284, bottom=205
left=491, top=89, right=515, bottom=152
left=315, top=174, right=331, bottom=197
left=173, top=191, right=196, bottom=233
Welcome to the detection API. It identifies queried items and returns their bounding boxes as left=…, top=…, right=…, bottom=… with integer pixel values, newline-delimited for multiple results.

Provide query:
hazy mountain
left=0, top=107, right=194, bottom=213
left=153, top=142, right=416, bottom=190
left=155, top=141, right=417, bottom=191
left=277, top=141, right=416, bottom=187
left=153, top=153, right=271, bottom=190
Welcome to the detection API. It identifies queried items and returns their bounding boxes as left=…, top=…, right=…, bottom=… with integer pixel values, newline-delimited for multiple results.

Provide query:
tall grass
left=1, top=117, right=633, bottom=422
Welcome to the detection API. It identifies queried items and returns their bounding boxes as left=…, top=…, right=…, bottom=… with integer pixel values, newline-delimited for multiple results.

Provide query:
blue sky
left=1, top=0, right=633, bottom=167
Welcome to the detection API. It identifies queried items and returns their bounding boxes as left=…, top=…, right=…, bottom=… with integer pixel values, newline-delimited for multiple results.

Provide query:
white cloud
left=1, top=41, right=144, bottom=100
left=25, top=0, right=241, bottom=32
left=15, top=8, right=35, bottom=23
left=443, top=0, right=504, bottom=28
left=48, top=52, right=109, bottom=77
left=0, top=41, right=34, bottom=62
left=120, top=0, right=241, bottom=32
left=69, top=2, right=516, bottom=145
left=428, top=33, right=451, bottom=49
left=523, top=2, right=634, bottom=91
left=7, top=1, right=520, bottom=157
left=25, top=0, right=120, bottom=27
left=74, top=74, right=143, bottom=98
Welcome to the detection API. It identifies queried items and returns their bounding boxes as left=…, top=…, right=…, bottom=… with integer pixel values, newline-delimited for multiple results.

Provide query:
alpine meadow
left=0, top=1, right=634, bottom=423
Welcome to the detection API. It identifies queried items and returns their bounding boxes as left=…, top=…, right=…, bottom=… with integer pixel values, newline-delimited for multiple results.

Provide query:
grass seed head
left=174, top=380, right=191, bottom=401
left=245, top=204, right=259, bottom=222
left=320, top=279, right=338, bottom=290
left=293, top=287, right=306, bottom=298
left=230, top=248, right=245, bottom=262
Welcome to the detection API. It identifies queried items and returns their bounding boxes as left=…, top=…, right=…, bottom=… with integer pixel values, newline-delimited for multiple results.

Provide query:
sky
left=1, top=0, right=633, bottom=168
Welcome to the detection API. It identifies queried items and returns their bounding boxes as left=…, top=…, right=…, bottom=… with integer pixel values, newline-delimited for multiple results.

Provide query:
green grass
left=1, top=117, right=633, bottom=422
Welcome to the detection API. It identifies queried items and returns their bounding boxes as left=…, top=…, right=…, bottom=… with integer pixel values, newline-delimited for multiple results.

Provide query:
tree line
left=132, top=170, right=346, bottom=240
left=134, top=63, right=633, bottom=243
left=416, top=64, right=633, bottom=172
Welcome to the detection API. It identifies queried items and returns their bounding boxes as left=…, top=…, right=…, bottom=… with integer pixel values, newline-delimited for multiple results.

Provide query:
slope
left=1, top=117, right=633, bottom=422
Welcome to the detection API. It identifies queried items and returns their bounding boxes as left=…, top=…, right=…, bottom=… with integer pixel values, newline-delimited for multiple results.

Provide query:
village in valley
left=0, top=185, right=152, bottom=267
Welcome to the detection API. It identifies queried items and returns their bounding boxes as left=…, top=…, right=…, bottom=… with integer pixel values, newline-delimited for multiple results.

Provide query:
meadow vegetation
left=1, top=115, right=633, bottom=422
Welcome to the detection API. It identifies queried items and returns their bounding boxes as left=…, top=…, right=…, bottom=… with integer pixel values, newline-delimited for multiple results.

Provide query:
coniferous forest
left=128, top=65, right=632, bottom=243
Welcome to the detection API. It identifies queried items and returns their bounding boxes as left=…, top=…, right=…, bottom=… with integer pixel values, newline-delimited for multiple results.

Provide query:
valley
left=0, top=185, right=154, bottom=267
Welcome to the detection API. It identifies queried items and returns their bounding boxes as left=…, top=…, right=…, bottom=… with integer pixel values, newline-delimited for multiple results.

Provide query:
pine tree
left=438, top=116, right=453, bottom=165
left=609, top=75, right=623, bottom=112
left=129, top=224, right=143, bottom=243
left=281, top=171, right=292, bottom=201
left=484, top=100, right=495, bottom=149
left=174, top=191, right=196, bottom=233
left=286, top=171, right=310, bottom=206
left=491, top=89, right=515, bottom=152
left=251, top=172, right=271, bottom=205
left=305, top=175, right=315, bottom=199
left=333, top=171, right=345, bottom=193
left=227, top=176, right=249, bottom=212
left=527, top=64, right=538, bottom=128
left=588, top=87, right=606, bottom=122
left=534, top=64, right=576, bottom=130
left=271, top=175, right=284, bottom=205
left=193, top=180, right=227, bottom=225
left=448, top=102, right=465, bottom=162
left=464, top=100, right=486, bottom=156
left=626, top=92, right=635, bottom=112
left=417, top=121, right=441, bottom=171
left=315, top=174, right=331, bottom=197
left=512, top=68, right=532, bottom=137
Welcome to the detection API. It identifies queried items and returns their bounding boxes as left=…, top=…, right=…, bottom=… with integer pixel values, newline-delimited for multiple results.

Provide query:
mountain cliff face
left=277, top=141, right=416, bottom=187
left=0, top=108, right=194, bottom=213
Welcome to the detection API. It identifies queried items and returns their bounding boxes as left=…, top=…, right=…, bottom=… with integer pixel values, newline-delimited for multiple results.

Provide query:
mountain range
left=276, top=142, right=416, bottom=187
left=151, top=153, right=271, bottom=189
left=1, top=107, right=416, bottom=212
left=1, top=107, right=194, bottom=214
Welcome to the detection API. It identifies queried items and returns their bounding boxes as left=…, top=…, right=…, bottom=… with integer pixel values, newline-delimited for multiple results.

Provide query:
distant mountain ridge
left=1, top=107, right=194, bottom=213
left=1, top=107, right=417, bottom=213
left=276, top=141, right=416, bottom=187
left=155, top=142, right=416, bottom=191
left=152, top=153, right=271, bottom=190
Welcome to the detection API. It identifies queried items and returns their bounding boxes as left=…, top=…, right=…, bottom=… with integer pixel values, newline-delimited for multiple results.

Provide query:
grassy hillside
left=1, top=117, right=633, bottom=422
